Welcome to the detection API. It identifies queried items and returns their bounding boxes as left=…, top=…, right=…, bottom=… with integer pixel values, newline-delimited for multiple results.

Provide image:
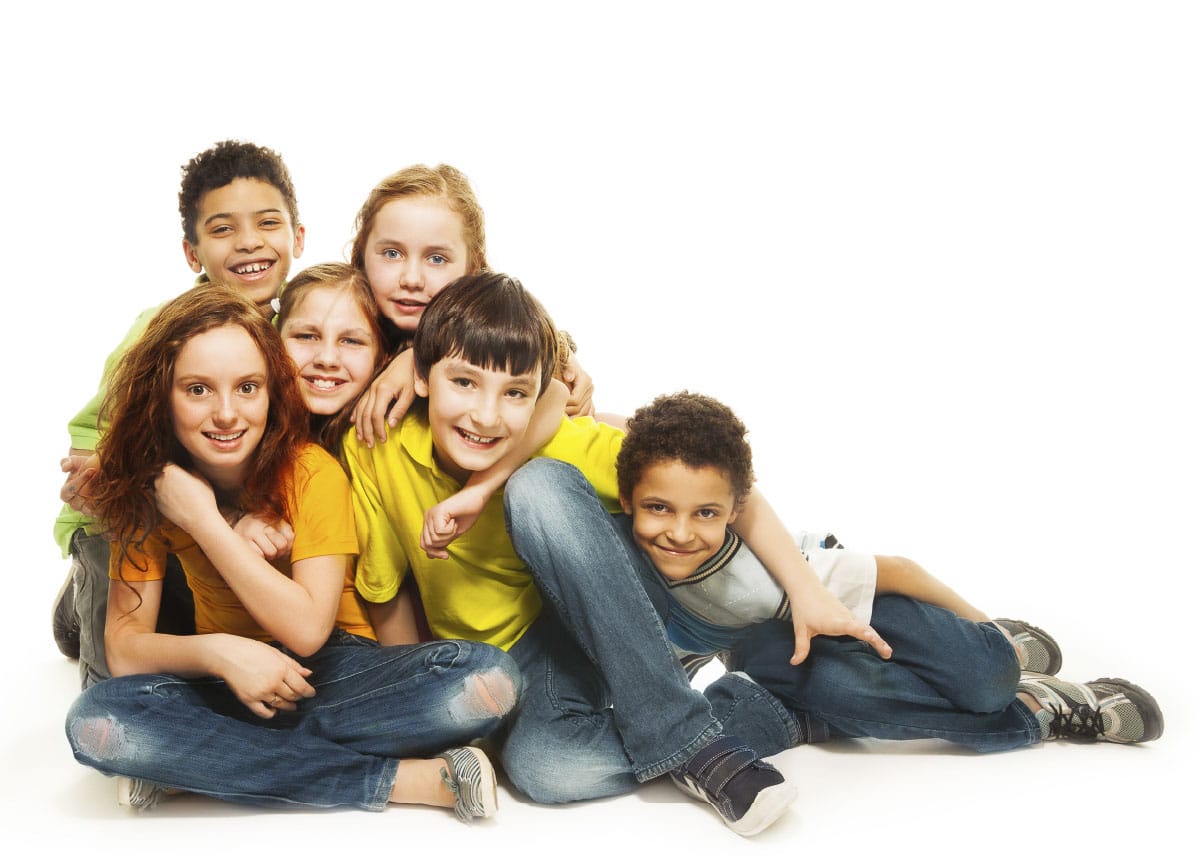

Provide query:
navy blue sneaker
left=669, top=735, right=798, bottom=836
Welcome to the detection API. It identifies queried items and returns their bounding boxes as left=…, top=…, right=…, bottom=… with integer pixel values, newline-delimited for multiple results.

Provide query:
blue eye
left=382, top=249, right=401, bottom=260
left=429, top=254, right=447, bottom=265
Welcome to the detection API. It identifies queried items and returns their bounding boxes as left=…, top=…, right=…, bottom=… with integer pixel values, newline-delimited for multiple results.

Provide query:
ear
left=291, top=223, right=306, bottom=259
left=727, top=506, right=740, bottom=526
left=182, top=239, right=203, bottom=274
left=414, top=373, right=430, bottom=399
left=619, top=496, right=632, bottom=516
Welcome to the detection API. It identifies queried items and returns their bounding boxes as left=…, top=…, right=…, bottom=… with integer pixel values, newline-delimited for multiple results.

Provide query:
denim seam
left=723, top=672, right=802, bottom=747
left=634, top=721, right=722, bottom=782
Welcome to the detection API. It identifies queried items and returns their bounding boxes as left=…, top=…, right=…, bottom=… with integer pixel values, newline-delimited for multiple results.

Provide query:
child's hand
left=420, top=484, right=489, bottom=559
left=562, top=352, right=596, bottom=418
left=60, top=452, right=99, bottom=516
left=153, top=464, right=219, bottom=533
left=207, top=634, right=315, bottom=719
left=789, top=585, right=893, bottom=665
left=234, top=513, right=295, bottom=560
left=353, top=349, right=417, bottom=447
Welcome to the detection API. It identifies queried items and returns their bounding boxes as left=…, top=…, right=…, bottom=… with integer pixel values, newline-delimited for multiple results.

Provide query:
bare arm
left=874, top=555, right=989, bottom=622
left=154, top=465, right=344, bottom=656
left=367, top=594, right=422, bottom=646
left=105, top=577, right=315, bottom=719
left=731, top=488, right=893, bottom=664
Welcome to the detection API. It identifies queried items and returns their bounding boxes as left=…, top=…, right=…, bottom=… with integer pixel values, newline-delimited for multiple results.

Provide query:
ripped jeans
left=65, top=631, right=521, bottom=810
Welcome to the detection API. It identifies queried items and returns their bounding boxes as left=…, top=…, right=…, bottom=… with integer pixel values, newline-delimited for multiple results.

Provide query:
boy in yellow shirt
left=344, top=273, right=892, bottom=835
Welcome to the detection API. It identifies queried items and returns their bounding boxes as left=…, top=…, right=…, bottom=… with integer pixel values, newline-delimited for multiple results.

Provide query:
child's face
left=171, top=324, right=269, bottom=490
left=183, top=178, right=306, bottom=311
left=620, top=459, right=739, bottom=581
left=281, top=286, right=380, bottom=416
left=362, top=197, right=470, bottom=334
left=415, top=355, right=540, bottom=484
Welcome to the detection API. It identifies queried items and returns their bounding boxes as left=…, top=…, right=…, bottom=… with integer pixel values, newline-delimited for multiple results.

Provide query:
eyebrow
left=203, top=208, right=285, bottom=228
left=372, top=237, right=456, bottom=253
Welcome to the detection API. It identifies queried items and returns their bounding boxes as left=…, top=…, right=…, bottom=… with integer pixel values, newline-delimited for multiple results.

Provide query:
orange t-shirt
left=110, top=443, right=374, bottom=642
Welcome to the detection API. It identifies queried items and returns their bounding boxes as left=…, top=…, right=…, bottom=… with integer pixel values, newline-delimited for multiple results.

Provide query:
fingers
left=384, top=388, right=415, bottom=431
left=790, top=631, right=812, bottom=666
left=856, top=624, right=893, bottom=660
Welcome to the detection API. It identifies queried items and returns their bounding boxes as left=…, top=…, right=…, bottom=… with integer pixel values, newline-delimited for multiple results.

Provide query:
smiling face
left=362, top=196, right=471, bottom=333
left=415, top=355, right=540, bottom=484
left=620, top=459, right=739, bottom=581
left=281, top=285, right=380, bottom=415
left=171, top=324, right=269, bottom=490
left=182, top=178, right=305, bottom=310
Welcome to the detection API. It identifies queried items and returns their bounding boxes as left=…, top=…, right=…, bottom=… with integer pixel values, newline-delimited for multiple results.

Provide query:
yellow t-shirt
left=110, top=444, right=373, bottom=642
left=344, top=412, right=624, bottom=651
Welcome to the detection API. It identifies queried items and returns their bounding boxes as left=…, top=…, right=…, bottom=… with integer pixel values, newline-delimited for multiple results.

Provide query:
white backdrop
left=3, top=2, right=1196, bottom=853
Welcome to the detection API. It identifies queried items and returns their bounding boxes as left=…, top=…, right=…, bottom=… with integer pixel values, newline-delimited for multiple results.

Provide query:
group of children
left=52, top=140, right=1164, bottom=837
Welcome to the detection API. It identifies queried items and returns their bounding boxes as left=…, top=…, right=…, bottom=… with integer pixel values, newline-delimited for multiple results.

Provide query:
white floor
left=6, top=588, right=1192, bottom=856
left=5, top=3, right=1197, bottom=853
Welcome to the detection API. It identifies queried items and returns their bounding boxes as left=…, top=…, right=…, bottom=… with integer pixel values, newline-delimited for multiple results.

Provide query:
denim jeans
left=725, top=595, right=1042, bottom=753
left=65, top=632, right=521, bottom=810
left=500, top=459, right=796, bottom=803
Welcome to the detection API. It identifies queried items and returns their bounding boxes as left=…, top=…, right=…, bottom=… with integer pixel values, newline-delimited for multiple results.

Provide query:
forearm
left=186, top=512, right=340, bottom=654
left=730, top=488, right=827, bottom=599
left=367, top=595, right=422, bottom=646
left=874, top=555, right=989, bottom=622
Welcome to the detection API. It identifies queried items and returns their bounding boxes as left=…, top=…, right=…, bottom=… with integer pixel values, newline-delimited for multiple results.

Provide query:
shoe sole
left=1093, top=677, right=1165, bottom=743
left=459, top=746, right=499, bottom=818
left=726, top=779, right=799, bottom=837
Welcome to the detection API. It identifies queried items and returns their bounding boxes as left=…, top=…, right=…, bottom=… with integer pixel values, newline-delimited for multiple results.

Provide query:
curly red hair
left=91, top=282, right=309, bottom=566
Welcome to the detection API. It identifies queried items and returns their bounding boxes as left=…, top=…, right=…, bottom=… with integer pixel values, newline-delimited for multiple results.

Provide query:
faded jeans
left=65, top=632, right=521, bottom=810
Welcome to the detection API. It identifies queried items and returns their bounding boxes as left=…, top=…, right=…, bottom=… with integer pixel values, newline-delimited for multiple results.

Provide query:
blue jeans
left=725, top=595, right=1042, bottom=753
left=500, top=459, right=794, bottom=803
left=65, top=632, right=521, bottom=810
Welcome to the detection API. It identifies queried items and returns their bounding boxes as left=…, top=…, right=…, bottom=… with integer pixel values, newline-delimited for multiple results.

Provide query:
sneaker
left=437, top=746, right=498, bottom=822
left=1018, top=675, right=1164, bottom=743
left=116, top=776, right=175, bottom=810
left=52, top=570, right=80, bottom=660
left=669, top=735, right=798, bottom=836
left=994, top=618, right=1062, bottom=676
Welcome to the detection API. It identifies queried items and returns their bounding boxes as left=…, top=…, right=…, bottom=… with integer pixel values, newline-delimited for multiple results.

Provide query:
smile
left=231, top=260, right=275, bottom=276
left=455, top=427, right=501, bottom=447
left=304, top=375, right=346, bottom=390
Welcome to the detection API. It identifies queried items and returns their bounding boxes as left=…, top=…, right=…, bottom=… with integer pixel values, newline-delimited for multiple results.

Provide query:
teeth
left=308, top=377, right=342, bottom=390
left=206, top=431, right=244, bottom=442
left=459, top=430, right=497, bottom=444
left=234, top=261, right=272, bottom=274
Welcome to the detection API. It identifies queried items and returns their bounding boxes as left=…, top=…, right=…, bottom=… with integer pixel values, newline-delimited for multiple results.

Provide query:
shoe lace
left=1046, top=700, right=1102, bottom=740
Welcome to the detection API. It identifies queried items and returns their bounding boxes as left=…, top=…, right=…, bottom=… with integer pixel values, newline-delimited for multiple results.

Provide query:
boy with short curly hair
left=617, top=390, right=1164, bottom=750
left=52, top=140, right=307, bottom=689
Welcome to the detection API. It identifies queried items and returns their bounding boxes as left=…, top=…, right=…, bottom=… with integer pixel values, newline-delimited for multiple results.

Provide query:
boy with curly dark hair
left=53, top=140, right=306, bottom=689
left=616, top=391, right=1163, bottom=750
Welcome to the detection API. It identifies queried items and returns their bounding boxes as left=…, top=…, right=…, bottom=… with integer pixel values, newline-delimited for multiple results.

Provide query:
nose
left=667, top=516, right=692, bottom=545
left=469, top=395, right=501, bottom=430
left=235, top=225, right=265, bottom=252
left=313, top=337, right=339, bottom=368
left=398, top=258, right=422, bottom=290
left=213, top=392, right=237, bottom=426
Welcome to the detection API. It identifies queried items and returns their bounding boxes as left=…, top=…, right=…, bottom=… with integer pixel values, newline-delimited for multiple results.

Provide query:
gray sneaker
left=994, top=618, right=1062, bottom=675
left=117, top=777, right=174, bottom=810
left=1018, top=675, right=1164, bottom=743
left=437, top=746, right=498, bottom=822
